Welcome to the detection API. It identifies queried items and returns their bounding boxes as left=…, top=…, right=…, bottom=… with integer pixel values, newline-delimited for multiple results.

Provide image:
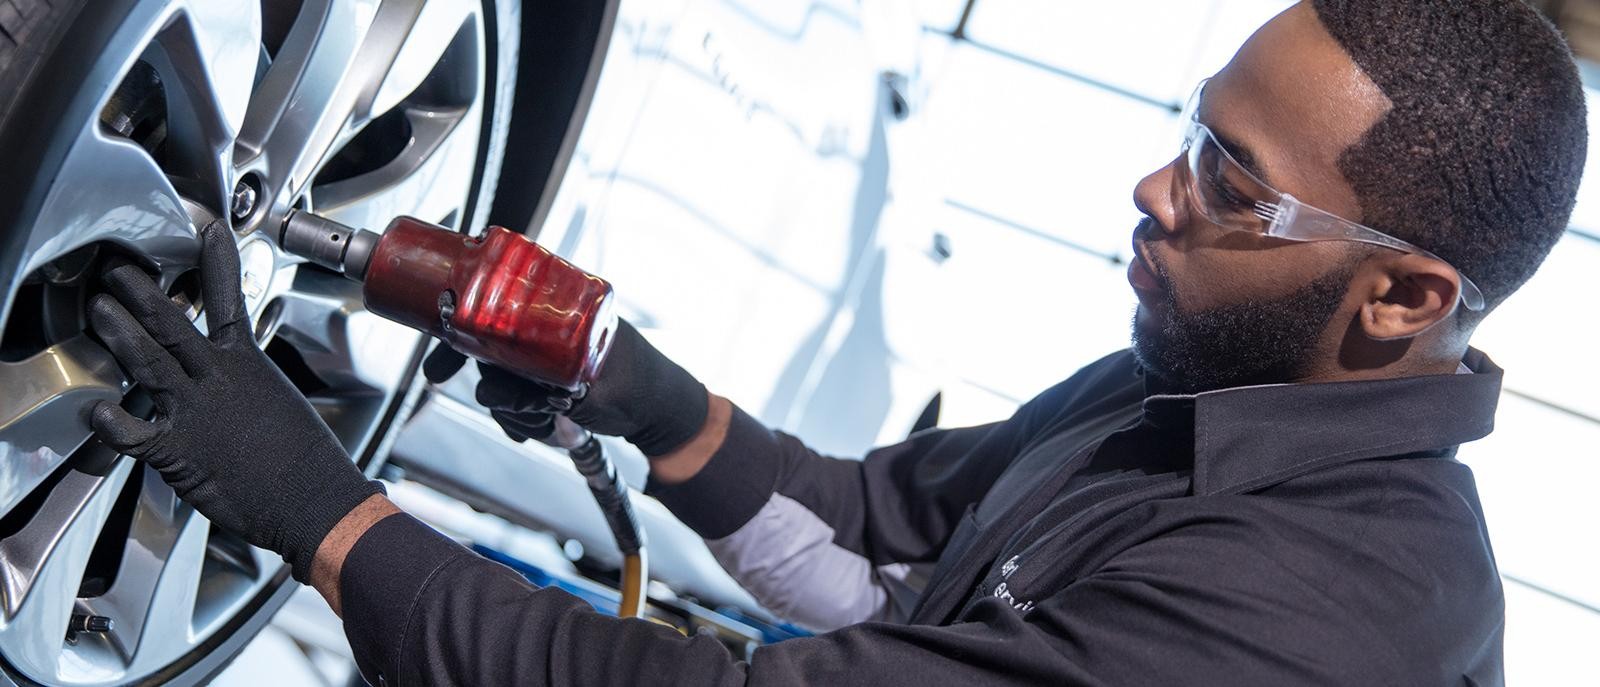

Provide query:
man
left=84, top=0, right=1585, bottom=684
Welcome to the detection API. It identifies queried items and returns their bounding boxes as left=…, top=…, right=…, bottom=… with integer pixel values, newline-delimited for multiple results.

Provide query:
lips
left=1127, top=254, right=1161, bottom=293
left=1127, top=236, right=1164, bottom=295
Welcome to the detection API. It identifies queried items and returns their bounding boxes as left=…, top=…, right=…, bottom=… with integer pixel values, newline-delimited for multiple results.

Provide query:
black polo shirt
left=340, top=348, right=1505, bottom=685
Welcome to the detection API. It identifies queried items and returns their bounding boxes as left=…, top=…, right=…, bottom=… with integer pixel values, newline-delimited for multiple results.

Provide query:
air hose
left=561, top=425, right=649, bottom=618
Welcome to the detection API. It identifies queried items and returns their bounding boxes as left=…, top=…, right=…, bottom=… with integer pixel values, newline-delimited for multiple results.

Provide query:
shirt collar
left=1139, top=348, right=1503, bottom=496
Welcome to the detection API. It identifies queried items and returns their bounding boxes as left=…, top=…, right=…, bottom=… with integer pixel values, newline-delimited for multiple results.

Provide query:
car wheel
left=0, top=0, right=517, bottom=684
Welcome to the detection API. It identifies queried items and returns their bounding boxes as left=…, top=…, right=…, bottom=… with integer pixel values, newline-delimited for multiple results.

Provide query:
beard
left=1131, top=258, right=1355, bottom=394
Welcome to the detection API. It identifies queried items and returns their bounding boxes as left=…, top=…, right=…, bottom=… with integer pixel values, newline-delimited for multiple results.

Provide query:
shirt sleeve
left=643, top=353, right=1125, bottom=630
left=339, top=497, right=1398, bottom=686
left=642, top=411, right=1007, bottom=629
left=339, top=513, right=747, bottom=687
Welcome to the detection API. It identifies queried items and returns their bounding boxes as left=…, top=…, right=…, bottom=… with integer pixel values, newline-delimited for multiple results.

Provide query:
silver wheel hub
left=0, top=0, right=489, bottom=683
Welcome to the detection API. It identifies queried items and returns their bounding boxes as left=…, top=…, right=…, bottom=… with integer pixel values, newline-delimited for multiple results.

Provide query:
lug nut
left=231, top=181, right=258, bottom=220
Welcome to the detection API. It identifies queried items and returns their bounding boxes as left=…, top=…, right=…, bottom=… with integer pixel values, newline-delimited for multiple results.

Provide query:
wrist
left=589, top=320, right=711, bottom=456
left=648, top=392, right=730, bottom=485
left=623, top=377, right=710, bottom=456
left=276, top=441, right=386, bottom=583
left=308, top=494, right=402, bottom=616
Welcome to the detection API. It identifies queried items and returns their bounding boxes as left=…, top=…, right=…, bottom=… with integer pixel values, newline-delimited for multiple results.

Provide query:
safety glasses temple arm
left=1273, top=196, right=1486, bottom=311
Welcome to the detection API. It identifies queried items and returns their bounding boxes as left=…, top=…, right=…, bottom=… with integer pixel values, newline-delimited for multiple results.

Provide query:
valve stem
left=66, top=614, right=114, bottom=643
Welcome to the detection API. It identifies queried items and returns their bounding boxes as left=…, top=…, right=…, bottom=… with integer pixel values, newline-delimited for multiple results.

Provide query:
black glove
left=423, top=319, right=709, bottom=456
left=89, top=221, right=383, bottom=582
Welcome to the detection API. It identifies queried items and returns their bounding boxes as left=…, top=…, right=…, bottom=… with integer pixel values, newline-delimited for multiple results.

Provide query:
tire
left=0, top=0, right=519, bottom=684
left=489, top=0, right=615, bottom=236
left=0, top=0, right=87, bottom=130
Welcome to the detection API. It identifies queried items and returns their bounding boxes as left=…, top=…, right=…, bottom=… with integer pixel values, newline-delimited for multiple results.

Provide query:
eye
left=1205, top=169, right=1253, bottom=211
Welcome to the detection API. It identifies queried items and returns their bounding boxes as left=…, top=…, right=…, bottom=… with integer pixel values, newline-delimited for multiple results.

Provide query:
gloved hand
left=89, top=221, right=383, bottom=582
left=423, top=319, right=708, bottom=456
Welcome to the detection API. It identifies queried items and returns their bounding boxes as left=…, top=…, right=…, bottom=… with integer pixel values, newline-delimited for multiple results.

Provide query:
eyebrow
left=1194, top=86, right=1276, bottom=187
left=1209, top=126, right=1274, bottom=187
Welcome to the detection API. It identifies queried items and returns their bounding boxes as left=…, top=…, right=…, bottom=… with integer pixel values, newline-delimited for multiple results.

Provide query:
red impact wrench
left=276, top=211, right=647, bottom=618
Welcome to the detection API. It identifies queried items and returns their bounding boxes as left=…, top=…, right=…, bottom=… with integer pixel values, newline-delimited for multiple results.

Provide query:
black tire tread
left=0, top=0, right=71, bottom=134
left=0, top=0, right=55, bottom=61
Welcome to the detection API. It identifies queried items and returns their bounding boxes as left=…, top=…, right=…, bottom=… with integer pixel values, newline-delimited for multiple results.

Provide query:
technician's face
left=1128, top=2, right=1390, bottom=393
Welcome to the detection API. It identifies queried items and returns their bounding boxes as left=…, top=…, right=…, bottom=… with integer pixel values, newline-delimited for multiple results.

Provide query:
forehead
left=1202, top=2, right=1390, bottom=217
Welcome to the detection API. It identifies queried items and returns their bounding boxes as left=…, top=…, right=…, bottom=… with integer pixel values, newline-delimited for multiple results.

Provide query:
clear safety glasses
left=1175, top=80, right=1485, bottom=311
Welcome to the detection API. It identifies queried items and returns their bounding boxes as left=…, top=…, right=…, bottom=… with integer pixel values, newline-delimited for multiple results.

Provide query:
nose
left=1133, top=155, right=1185, bottom=238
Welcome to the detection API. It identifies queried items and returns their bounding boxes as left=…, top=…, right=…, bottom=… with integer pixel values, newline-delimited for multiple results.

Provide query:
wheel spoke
left=314, top=106, right=481, bottom=230
left=363, top=0, right=480, bottom=120
left=235, top=0, right=383, bottom=209
left=9, top=126, right=197, bottom=316
left=133, top=0, right=262, bottom=214
left=315, top=0, right=484, bottom=230
left=171, top=0, right=262, bottom=138
left=0, top=459, right=134, bottom=682
left=0, top=337, right=127, bottom=520
left=123, top=499, right=212, bottom=675
left=71, top=470, right=202, bottom=667
left=273, top=268, right=423, bottom=392
left=236, top=0, right=480, bottom=223
left=271, top=268, right=416, bottom=453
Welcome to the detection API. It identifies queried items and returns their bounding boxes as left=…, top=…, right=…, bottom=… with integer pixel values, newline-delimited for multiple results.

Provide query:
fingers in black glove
left=424, top=341, right=564, bottom=443
left=101, top=260, right=213, bottom=375
left=422, top=342, right=468, bottom=384
left=476, top=362, right=565, bottom=443
left=474, top=362, right=555, bottom=409
left=88, top=259, right=197, bottom=459
left=454, top=319, right=708, bottom=456
left=88, top=292, right=190, bottom=404
left=197, top=220, right=251, bottom=340
left=90, top=399, right=165, bottom=454
left=424, top=315, right=708, bottom=456
left=488, top=408, right=555, bottom=443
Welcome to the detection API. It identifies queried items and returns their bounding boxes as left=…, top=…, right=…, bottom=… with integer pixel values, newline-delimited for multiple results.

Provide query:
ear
left=1356, top=254, right=1459, bottom=340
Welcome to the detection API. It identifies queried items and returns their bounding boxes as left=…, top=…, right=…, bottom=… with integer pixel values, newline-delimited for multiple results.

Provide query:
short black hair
left=1311, top=0, right=1588, bottom=320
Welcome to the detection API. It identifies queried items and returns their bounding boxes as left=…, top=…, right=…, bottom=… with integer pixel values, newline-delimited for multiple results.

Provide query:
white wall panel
left=964, top=0, right=1293, bottom=105
left=1459, top=394, right=1600, bottom=610
left=1503, top=580, right=1600, bottom=685
left=1471, top=234, right=1600, bottom=420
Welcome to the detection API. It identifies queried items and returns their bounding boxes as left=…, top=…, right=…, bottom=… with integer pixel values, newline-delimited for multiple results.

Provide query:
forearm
left=334, top=511, right=747, bottom=686
left=644, top=400, right=915, bottom=629
left=646, top=392, right=731, bottom=485
left=643, top=400, right=1033, bottom=629
left=309, top=388, right=728, bottom=613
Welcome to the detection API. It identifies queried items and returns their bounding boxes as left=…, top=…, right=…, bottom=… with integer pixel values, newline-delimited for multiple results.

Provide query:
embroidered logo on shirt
left=1001, top=555, right=1020, bottom=578
left=992, top=555, right=1036, bottom=614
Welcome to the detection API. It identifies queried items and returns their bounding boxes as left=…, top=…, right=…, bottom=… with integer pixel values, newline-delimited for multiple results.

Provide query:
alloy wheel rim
left=0, top=0, right=488, bottom=682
